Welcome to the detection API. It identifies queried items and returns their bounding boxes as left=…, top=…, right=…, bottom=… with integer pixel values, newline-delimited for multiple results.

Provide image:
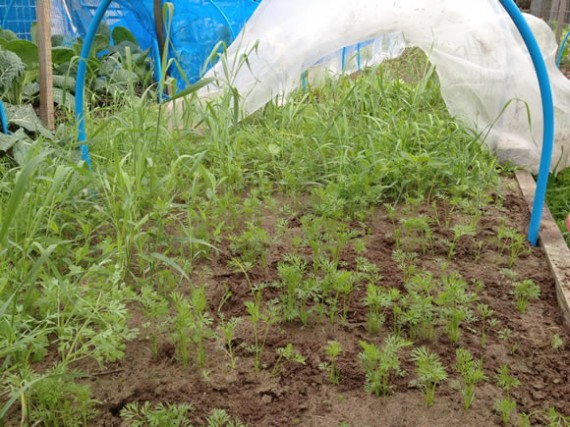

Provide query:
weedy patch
left=1, top=49, right=569, bottom=426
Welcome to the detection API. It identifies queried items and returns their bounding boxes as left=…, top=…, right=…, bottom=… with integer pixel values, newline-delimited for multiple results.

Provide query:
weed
left=3, top=365, right=96, bottom=426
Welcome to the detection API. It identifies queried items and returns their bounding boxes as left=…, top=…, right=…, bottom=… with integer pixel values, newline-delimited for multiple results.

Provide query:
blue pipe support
left=0, top=99, right=8, bottom=134
left=207, top=0, right=236, bottom=40
left=498, top=0, right=555, bottom=246
left=557, top=31, right=570, bottom=68
left=75, top=0, right=164, bottom=167
left=301, top=70, right=308, bottom=92
left=75, top=0, right=114, bottom=169
left=152, top=38, right=163, bottom=87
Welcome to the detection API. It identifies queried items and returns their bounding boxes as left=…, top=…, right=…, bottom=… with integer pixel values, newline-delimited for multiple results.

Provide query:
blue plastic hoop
left=75, top=0, right=114, bottom=169
left=0, top=99, right=8, bottom=134
left=557, top=31, right=570, bottom=68
left=75, top=0, right=163, bottom=169
left=498, top=0, right=555, bottom=246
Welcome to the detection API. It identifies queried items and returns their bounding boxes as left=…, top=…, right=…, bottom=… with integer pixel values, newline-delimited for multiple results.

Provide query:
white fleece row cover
left=196, top=0, right=570, bottom=171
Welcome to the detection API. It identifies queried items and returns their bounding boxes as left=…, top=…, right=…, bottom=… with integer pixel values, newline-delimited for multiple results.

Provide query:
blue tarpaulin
left=1, top=0, right=261, bottom=87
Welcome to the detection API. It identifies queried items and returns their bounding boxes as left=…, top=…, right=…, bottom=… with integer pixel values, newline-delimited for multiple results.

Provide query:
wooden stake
left=556, top=0, right=569, bottom=43
left=36, top=0, right=55, bottom=130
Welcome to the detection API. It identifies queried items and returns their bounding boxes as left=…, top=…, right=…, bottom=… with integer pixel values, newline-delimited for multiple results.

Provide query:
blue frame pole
left=498, top=0, right=555, bottom=246
left=0, top=99, right=8, bottom=135
left=75, top=0, right=114, bottom=170
left=75, top=0, right=171, bottom=166
left=556, top=31, right=570, bottom=68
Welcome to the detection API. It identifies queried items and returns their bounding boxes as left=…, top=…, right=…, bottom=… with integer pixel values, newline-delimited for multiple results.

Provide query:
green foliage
left=138, top=287, right=169, bottom=357
left=218, top=315, right=240, bottom=368
left=512, top=279, right=541, bottom=313
left=358, top=335, right=412, bottom=396
left=276, top=253, right=307, bottom=322
left=495, top=397, right=517, bottom=427
left=171, top=287, right=213, bottom=367
left=545, top=407, right=570, bottom=427
left=411, top=346, right=447, bottom=407
left=206, top=408, right=247, bottom=427
left=546, top=167, right=570, bottom=245
left=0, top=46, right=510, bottom=425
left=319, top=340, right=343, bottom=384
left=272, top=343, right=305, bottom=376
left=476, top=303, right=495, bottom=348
left=447, top=223, right=477, bottom=260
left=244, top=299, right=279, bottom=371
left=495, top=364, right=520, bottom=399
left=0, top=48, right=25, bottom=103
left=364, top=283, right=389, bottom=333
left=551, top=333, right=565, bottom=352
left=436, top=272, right=477, bottom=344
left=454, top=348, right=486, bottom=410
left=229, top=222, right=271, bottom=266
left=120, top=401, right=194, bottom=427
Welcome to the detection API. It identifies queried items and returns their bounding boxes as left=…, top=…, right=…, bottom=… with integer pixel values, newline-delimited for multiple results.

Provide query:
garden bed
left=2, top=53, right=570, bottom=426
left=73, top=178, right=570, bottom=426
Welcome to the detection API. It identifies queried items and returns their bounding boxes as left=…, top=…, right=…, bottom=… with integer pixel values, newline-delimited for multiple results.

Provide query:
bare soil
left=39, top=179, right=570, bottom=426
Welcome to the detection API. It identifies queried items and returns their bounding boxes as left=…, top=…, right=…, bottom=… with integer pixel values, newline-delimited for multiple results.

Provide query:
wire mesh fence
left=0, top=0, right=37, bottom=40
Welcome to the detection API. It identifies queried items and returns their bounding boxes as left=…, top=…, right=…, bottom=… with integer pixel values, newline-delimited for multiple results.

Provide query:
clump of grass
left=545, top=167, right=570, bottom=246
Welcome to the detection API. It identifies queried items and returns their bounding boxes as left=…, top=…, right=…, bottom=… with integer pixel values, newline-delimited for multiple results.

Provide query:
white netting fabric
left=187, top=0, right=570, bottom=171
